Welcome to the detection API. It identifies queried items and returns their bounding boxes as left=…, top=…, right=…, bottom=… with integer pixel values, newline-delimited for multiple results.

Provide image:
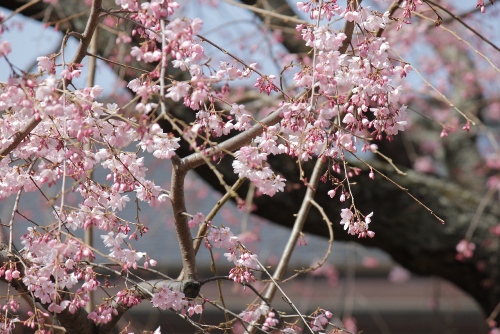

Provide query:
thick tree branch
left=181, top=89, right=309, bottom=171
left=97, top=278, right=201, bottom=334
left=171, top=156, right=198, bottom=281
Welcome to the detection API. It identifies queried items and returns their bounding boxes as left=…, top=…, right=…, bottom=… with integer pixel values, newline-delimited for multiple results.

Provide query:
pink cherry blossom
left=0, top=40, right=11, bottom=56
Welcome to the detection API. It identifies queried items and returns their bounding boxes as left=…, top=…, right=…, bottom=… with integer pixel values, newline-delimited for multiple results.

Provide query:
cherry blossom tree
left=0, top=0, right=499, bottom=333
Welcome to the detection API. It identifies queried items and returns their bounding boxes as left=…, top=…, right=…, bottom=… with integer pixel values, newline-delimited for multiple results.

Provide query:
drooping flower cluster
left=400, top=0, right=423, bottom=23
left=239, top=304, right=272, bottom=326
left=254, top=75, right=279, bottom=95
left=228, top=2, right=411, bottom=205
left=187, top=212, right=206, bottom=228
left=101, top=231, right=151, bottom=270
left=225, top=247, right=259, bottom=283
left=295, top=21, right=410, bottom=140
left=18, top=227, right=97, bottom=315
left=262, top=310, right=280, bottom=331
left=198, top=222, right=260, bottom=284
left=88, top=304, right=119, bottom=324
left=340, top=208, right=375, bottom=238
left=476, top=0, right=494, bottom=13
left=151, top=287, right=203, bottom=317
left=151, top=287, right=187, bottom=311
left=0, top=10, right=11, bottom=59
left=310, top=310, right=333, bottom=332
left=232, top=145, right=287, bottom=196
left=0, top=74, right=174, bottom=207
left=207, top=226, right=238, bottom=249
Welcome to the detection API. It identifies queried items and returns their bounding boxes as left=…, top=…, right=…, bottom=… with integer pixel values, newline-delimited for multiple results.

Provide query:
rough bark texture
left=2, top=0, right=499, bottom=330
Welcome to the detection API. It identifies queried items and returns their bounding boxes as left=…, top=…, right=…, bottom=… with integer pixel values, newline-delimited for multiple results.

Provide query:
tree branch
left=171, top=156, right=198, bottom=281
left=97, top=278, right=201, bottom=334
left=181, top=89, right=310, bottom=171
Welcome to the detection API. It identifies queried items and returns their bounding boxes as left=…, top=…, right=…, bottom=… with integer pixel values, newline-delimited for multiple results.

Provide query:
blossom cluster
left=295, top=20, right=410, bottom=141
left=310, top=310, right=333, bottom=332
left=456, top=239, right=476, bottom=260
left=340, top=208, right=375, bottom=238
left=232, top=145, right=287, bottom=196
left=0, top=10, right=11, bottom=59
left=151, top=287, right=187, bottom=311
left=19, top=227, right=97, bottom=315
left=228, top=3, right=411, bottom=203
left=206, top=226, right=238, bottom=249
left=476, top=0, right=494, bottom=13
left=240, top=304, right=277, bottom=329
left=0, top=0, right=441, bottom=330
left=225, top=247, right=259, bottom=284
left=101, top=231, right=154, bottom=269
left=206, top=226, right=260, bottom=283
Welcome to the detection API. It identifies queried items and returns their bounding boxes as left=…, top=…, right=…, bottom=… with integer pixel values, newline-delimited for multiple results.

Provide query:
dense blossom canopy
left=0, top=0, right=498, bottom=333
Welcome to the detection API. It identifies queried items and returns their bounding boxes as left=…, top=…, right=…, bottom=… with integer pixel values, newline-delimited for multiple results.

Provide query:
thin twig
left=223, top=0, right=309, bottom=25
left=86, top=52, right=149, bottom=73
left=3, top=0, right=42, bottom=23
left=160, top=19, right=167, bottom=117
left=349, top=151, right=445, bottom=224
left=424, top=0, right=500, bottom=52
left=253, top=255, right=315, bottom=334
left=487, top=300, right=500, bottom=325
left=281, top=199, right=334, bottom=283
left=465, top=186, right=496, bottom=240
left=412, top=11, right=500, bottom=73
left=241, top=182, right=255, bottom=232
left=200, top=276, right=270, bottom=305
left=373, top=150, right=407, bottom=175
left=392, top=49, right=475, bottom=125
left=206, top=300, right=269, bottom=333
